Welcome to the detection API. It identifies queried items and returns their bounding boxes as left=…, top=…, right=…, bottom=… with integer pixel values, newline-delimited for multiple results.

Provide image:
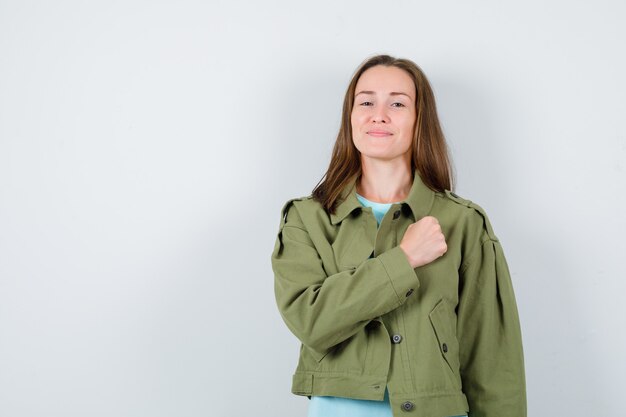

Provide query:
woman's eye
left=391, top=102, right=406, bottom=107
left=360, top=101, right=373, bottom=106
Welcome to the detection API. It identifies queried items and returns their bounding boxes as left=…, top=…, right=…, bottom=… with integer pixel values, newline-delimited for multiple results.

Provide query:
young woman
left=271, top=54, right=526, bottom=417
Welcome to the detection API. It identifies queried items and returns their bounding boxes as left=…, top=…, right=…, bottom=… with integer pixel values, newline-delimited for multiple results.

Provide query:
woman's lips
left=367, top=131, right=392, bottom=137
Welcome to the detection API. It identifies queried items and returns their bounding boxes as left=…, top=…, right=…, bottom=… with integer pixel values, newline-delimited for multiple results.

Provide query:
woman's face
left=350, top=65, right=417, bottom=164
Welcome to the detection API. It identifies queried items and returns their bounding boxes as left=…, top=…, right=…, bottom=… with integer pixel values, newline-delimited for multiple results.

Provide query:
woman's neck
left=356, top=162, right=412, bottom=204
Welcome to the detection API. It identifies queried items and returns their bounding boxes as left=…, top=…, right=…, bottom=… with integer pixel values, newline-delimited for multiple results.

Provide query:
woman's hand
left=399, top=216, right=447, bottom=268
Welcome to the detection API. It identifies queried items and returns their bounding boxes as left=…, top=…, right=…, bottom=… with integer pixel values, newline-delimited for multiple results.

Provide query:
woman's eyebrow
left=355, top=90, right=412, bottom=99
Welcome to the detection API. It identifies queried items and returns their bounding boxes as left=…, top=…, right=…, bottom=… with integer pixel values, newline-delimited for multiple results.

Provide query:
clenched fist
left=399, top=216, right=447, bottom=268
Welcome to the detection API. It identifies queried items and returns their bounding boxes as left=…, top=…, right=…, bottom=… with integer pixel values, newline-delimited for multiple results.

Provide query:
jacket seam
left=459, top=235, right=495, bottom=275
left=281, top=225, right=315, bottom=247
left=282, top=224, right=308, bottom=233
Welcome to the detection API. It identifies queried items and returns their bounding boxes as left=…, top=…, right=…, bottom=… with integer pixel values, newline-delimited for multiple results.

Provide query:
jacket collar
left=329, top=168, right=435, bottom=225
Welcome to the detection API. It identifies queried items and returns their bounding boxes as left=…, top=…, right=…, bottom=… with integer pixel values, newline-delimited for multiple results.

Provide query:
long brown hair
left=311, top=54, right=455, bottom=214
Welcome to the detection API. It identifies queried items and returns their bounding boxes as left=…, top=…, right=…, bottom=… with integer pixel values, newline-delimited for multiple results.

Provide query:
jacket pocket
left=428, top=299, right=461, bottom=380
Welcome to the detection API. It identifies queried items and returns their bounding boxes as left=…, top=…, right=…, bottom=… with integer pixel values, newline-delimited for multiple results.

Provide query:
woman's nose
left=371, top=106, right=389, bottom=123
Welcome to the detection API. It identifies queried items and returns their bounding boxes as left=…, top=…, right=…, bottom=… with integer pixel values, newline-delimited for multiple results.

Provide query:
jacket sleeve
left=271, top=199, right=418, bottom=357
left=456, top=234, right=527, bottom=417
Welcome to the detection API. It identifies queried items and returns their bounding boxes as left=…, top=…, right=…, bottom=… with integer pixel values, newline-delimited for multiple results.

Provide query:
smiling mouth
left=367, top=131, right=392, bottom=137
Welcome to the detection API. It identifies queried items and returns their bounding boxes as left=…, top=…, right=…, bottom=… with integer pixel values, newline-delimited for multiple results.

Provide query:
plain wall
left=1, top=0, right=624, bottom=416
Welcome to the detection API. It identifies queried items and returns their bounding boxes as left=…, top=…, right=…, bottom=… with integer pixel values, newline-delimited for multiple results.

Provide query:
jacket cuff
left=377, top=246, right=420, bottom=305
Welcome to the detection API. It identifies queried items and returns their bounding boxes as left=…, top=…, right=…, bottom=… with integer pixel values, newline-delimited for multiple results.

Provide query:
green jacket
left=271, top=169, right=526, bottom=417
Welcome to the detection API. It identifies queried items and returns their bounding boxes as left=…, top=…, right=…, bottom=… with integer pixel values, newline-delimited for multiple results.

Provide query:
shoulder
left=434, top=189, right=499, bottom=242
left=277, top=195, right=318, bottom=229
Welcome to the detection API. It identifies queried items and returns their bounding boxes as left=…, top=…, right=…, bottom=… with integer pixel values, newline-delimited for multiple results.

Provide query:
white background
left=1, top=1, right=624, bottom=416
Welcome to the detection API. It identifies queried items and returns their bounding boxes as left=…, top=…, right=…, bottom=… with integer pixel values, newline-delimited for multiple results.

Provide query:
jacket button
left=401, top=401, right=414, bottom=411
left=393, top=209, right=401, bottom=219
left=405, top=288, right=414, bottom=297
left=391, top=334, right=402, bottom=344
left=442, top=343, right=448, bottom=353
